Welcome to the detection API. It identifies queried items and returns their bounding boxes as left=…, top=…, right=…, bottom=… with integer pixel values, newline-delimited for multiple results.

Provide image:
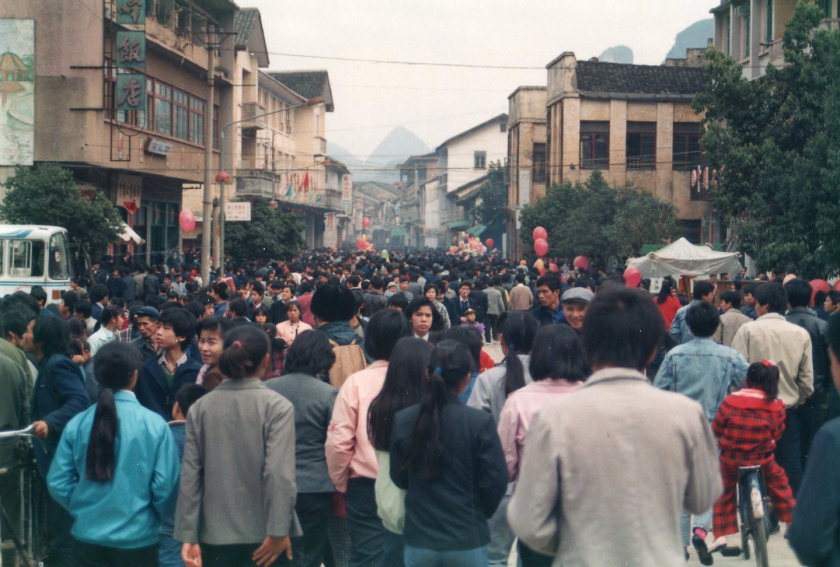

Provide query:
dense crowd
left=2, top=248, right=840, bottom=567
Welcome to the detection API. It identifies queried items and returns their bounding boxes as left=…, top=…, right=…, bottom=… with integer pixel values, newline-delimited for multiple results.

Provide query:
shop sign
left=225, top=202, right=251, bottom=222
left=145, top=137, right=173, bottom=157
left=116, top=73, right=146, bottom=112
left=116, top=31, right=146, bottom=70
left=116, top=0, right=146, bottom=25
left=114, top=174, right=142, bottom=213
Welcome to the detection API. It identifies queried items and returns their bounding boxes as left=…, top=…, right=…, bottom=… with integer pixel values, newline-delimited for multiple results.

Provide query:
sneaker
left=708, top=536, right=727, bottom=554
left=692, top=532, right=714, bottom=565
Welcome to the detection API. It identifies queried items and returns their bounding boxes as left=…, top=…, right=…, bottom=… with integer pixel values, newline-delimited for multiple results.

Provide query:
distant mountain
left=330, top=127, right=430, bottom=183
left=598, top=45, right=634, bottom=64
left=326, top=142, right=366, bottom=171
left=665, top=19, right=714, bottom=61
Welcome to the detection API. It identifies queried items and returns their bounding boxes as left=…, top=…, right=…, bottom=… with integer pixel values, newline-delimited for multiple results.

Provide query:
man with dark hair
left=732, top=282, right=814, bottom=493
left=740, top=282, right=759, bottom=320
left=713, top=290, right=751, bottom=347
left=74, top=299, right=97, bottom=334
left=509, top=272, right=533, bottom=311
left=87, top=305, right=125, bottom=356
left=529, top=274, right=565, bottom=326
left=363, top=275, right=388, bottom=318
left=509, top=287, right=721, bottom=565
left=785, top=278, right=831, bottom=469
left=311, top=282, right=367, bottom=389
left=669, top=280, right=716, bottom=345
left=131, top=306, right=160, bottom=361
left=88, top=283, right=109, bottom=322
left=655, top=301, right=748, bottom=561
left=209, top=281, right=230, bottom=318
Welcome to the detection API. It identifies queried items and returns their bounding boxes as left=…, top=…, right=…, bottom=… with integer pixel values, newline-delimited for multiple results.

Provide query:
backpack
left=327, top=338, right=367, bottom=389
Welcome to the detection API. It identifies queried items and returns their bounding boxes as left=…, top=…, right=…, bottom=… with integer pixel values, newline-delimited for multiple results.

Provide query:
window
left=190, top=96, right=205, bottom=145
left=580, top=121, right=609, bottom=169
left=817, top=0, right=831, bottom=17
left=673, top=123, right=702, bottom=169
left=626, top=122, right=656, bottom=169
left=155, top=82, right=172, bottom=135
left=474, top=151, right=487, bottom=169
left=49, top=232, right=70, bottom=280
left=765, top=0, right=774, bottom=43
left=9, top=240, right=44, bottom=278
left=499, top=121, right=507, bottom=132
left=532, top=143, right=546, bottom=183
left=173, top=88, right=190, bottom=140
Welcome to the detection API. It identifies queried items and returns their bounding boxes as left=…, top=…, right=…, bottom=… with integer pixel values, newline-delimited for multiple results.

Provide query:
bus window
left=10, top=239, right=44, bottom=278
left=49, top=233, right=70, bottom=280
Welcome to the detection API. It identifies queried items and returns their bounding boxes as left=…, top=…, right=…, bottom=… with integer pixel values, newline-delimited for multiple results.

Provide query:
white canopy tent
left=117, top=222, right=145, bottom=245
left=626, top=238, right=742, bottom=278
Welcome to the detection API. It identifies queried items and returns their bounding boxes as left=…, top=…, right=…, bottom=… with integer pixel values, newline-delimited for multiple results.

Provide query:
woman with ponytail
left=390, top=340, right=507, bottom=566
left=48, top=341, right=180, bottom=565
left=175, top=325, right=300, bottom=567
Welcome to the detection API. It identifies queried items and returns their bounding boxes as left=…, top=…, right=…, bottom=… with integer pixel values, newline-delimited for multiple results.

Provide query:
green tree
left=225, top=199, right=305, bottom=261
left=694, top=1, right=840, bottom=277
left=471, top=163, right=507, bottom=226
left=1, top=163, right=122, bottom=260
left=520, top=171, right=679, bottom=261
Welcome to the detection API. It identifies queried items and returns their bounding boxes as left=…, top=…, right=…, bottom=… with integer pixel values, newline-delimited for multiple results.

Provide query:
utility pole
left=200, top=24, right=215, bottom=285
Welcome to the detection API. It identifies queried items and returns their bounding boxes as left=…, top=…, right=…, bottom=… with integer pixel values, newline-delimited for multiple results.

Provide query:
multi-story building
left=397, top=152, right=438, bottom=248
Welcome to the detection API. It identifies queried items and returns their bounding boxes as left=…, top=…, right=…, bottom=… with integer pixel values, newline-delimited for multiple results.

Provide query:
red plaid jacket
left=712, top=388, right=786, bottom=463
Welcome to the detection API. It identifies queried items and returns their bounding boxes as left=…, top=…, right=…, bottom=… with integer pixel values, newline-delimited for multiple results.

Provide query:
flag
left=303, top=170, right=310, bottom=192
left=284, top=182, right=292, bottom=197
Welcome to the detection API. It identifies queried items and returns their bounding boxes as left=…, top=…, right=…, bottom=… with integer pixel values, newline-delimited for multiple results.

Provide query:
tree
left=225, top=199, right=305, bottom=261
left=1, top=163, right=122, bottom=260
left=471, top=163, right=507, bottom=227
left=694, top=2, right=840, bottom=277
left=520, top=171, right=679, bottom=262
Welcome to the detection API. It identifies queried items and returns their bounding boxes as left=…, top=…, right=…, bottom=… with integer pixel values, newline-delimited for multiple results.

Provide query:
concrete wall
left=443, top=118, right=507, bottom=193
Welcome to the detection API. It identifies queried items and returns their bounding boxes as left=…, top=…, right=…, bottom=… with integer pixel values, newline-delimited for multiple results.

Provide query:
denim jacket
left=654, top=337, right=749, bottom=422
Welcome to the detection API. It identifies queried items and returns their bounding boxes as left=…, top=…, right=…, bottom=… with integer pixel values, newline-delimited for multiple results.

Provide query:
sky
left=237, top=0, right=719, bottom=161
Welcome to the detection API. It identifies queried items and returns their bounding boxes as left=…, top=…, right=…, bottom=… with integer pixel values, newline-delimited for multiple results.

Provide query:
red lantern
left=179, top=210, right=196, bottom=232
left=533, top=226, right=548, bottom=242
left=573, top=255, right=590, bottom=269
left=534, top=238, right=549, bottom=257
left=485, top=238, right=494, bottom=248
left=623, top=266, right=642, bottom=288
left=215, top=171, right=231, bottom=183
left=362, top=217, right=371, bottom=228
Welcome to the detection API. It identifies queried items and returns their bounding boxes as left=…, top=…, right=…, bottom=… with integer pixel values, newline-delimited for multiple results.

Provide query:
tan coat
left=713, top=308, right=752, bottom=346
left=509, top=284, right=533, bottom=311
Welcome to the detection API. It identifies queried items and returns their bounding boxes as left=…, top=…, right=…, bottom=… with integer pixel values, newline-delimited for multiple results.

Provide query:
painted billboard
left=0, top=19, right=34, bottom=166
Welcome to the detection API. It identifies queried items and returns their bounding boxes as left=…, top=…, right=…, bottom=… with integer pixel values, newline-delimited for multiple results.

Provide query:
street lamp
left=215, top=95, right=325, bottom=275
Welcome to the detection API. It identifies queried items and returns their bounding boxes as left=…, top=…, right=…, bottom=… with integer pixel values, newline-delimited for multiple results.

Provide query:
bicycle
left=736, top=465, right=771, bottom=567
left=0, top=425, right=45, bottom=567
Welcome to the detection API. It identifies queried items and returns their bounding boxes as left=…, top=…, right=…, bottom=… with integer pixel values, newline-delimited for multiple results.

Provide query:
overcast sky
left=237, top=0, right=719, bottom=161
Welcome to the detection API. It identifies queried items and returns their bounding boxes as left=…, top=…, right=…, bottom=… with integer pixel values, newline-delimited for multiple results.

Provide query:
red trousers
left=713, top=456, right=794, bottom=536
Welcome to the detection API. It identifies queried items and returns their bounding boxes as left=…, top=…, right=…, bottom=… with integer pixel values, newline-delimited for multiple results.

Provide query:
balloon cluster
left=355, top=235, right=374, bottom=251
left=448, top=233, right=487, bottom=256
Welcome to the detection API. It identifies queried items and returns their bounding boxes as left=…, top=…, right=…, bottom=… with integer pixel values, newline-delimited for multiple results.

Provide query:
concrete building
left=397, top=152, right=438, bottom=248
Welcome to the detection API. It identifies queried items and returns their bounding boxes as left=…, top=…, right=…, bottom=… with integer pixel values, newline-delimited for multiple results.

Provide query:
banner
left=0, top=19, right=34, bottom=166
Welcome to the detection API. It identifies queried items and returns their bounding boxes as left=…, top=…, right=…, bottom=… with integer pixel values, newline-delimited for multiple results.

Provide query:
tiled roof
left=576, top=61, right=707, bottom=100
left=234, top=8, right=259, bottom=48
left=267, top=71, right=334, bottom=111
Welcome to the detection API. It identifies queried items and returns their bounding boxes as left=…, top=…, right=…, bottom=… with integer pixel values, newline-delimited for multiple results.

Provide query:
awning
left=442, top=220, right=470, bottom=230
left=466, top=223, right=487, bottom=237
left=117, top=223, right=145, bottom=245
left=627, top=237, right=741, bottom=277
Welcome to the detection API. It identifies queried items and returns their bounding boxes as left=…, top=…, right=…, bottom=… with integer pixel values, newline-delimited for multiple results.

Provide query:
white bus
left=0, top=225, right=72, bottom=303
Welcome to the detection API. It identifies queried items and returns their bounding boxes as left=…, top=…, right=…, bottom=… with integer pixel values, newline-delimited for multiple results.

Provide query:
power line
left=262, top=51, right=545, bottom=71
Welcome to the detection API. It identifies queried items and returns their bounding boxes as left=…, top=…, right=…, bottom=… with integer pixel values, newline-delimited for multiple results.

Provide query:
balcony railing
left=240, top=102, right=266, bottom=131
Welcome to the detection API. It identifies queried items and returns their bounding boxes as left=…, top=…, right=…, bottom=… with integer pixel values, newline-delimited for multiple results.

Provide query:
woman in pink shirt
left=275, top=301, right=312, bottom=346
left=497, top=324, right=588, bottom=567
left=325, top=310, right=409, bottom=567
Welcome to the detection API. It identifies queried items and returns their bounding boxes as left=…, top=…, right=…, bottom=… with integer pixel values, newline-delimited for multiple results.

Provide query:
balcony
left=236, top=168, right=277, bottom=199
left=240, top=102, right=266, bottom=132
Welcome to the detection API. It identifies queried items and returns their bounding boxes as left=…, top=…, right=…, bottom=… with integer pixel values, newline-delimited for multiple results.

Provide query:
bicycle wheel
left=749, top=485, right=769, bottom=567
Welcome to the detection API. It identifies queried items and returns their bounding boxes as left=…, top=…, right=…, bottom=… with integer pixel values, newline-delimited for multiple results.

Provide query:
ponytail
left=499, top=311, right=538, bottom=396
left=218, top=325, right=270, bottom=379
left=746, top=360, right=779, bottom=401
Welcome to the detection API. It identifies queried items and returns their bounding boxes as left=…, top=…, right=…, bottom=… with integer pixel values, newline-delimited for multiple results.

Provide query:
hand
left=252, top=535, right=292, bottom=566
left=32, top=421, right=49, bottom=439
left=181, top=543, right=202, bottom=567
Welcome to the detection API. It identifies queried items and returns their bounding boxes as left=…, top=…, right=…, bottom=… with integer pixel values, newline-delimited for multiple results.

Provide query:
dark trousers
left=72, top=540, right=158, bottom=567
left=202, top=543, right=290, bottom=567
left=45, top=491, right=74, bottom=567
left=0, top=471, right=22, bottom=567
left=775, top=407, right=803, bottom=496
left=485, top=314, right=498, bottom=342
left=799, top=393, right=825, bottom=469
left=383, top=530, right=405, bottom=567
left=517, top=540, right=554, bottom=567
left=345, top=477, right=385, bottom=567
left=294, top=492, right=333, bottom=567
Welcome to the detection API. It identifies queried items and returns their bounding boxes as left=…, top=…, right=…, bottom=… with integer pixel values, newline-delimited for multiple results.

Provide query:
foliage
left=520, top=171, right=679, bottom=261
left=1, top=163, right=122, bottom=258
left=693, top=1, right=840, bottom=277
left=225, top=199, right=305, bottom=261
left=471, top=163, right=507, bottom=226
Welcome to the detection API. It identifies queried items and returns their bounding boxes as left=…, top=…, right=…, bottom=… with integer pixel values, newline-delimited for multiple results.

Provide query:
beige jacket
left=509, top=284, right=533, bottom=311
left=713, top=308, right=753, bottom=346
left=508, top=368, right=721, bottom=567
left=731, top=312, right=814, bottom=407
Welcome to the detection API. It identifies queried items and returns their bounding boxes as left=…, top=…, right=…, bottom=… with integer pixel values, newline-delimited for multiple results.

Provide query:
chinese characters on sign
left=225, top=202, right=252, bottom=222
left=145, top=137, right=173, bottom=157
left=116, top=0, right=146, bottom=25
left=341, top=174, right=353, bottom=214
left=116, top=74, right=146, bottom=112
left=114, top=174, right=142, bottom=214
left=116, top=31, right=146, bottom=69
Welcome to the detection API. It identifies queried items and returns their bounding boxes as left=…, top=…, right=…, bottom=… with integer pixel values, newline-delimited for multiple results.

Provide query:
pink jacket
left=497, top=378, right=582, bottom=481
left=325, top=360, right=388, bottom=492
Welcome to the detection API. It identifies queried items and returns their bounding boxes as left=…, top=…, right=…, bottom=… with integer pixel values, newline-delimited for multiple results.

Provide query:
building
left=397, top=152, right=438, bottom=248
left=353, top=181, right=401, bottom=249
left=712, top=0, right=839, bottom=79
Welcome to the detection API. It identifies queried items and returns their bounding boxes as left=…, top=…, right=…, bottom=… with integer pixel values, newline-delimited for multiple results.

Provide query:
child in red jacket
left=712, top=360, right=795, bottom=541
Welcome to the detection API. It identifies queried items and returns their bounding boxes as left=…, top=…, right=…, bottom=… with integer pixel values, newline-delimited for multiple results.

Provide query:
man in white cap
left=561, top=287, right=594, bottom=333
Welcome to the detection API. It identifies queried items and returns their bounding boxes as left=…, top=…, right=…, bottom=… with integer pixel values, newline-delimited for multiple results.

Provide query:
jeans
left=73, top=540, right=158, bottom=567
left=404, top=544, right=488, bottom=567
left=293, top=492, right=333, bottom=567
left=775, top=407, right=803, bottom=495
left=382, top=530, right=405, bottom=567
left=487, top=492, right=514, bottom=566
left=517, top=540, right=554, bottom=567
left=201, top=543, right=290, bottom=567
left=680, top=507, right=712, bottom=546
left=345, top=477, right=386, bottom=567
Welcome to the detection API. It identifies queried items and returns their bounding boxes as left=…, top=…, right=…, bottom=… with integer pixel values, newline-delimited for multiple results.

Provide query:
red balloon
left=623, top=266, right=642, bottom=288
left=485, top=238, right=494, bottom=248
left=834, top=280, right=840, bottom=291
left=533, top=226, right=548, bottom=242
left=179, top=210, right=196, bottom=232
left=362, top=217, right=371, bottom=228
left=534, top=238, right=549, bottom=257
left=549, top=262, right=559, bottom=272
left=811, top=279, right=830, bottom=293
left=355, top=237, right=367, bottom=250
left=573, top=255, right=590, bottom=269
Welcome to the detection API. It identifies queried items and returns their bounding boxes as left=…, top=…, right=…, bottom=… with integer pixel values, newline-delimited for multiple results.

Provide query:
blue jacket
left=31, top=354, right=91, bottom=474
left=48, top=391, right=180, bottom=549
left=135, top=354, right=201, bottom=421
left=668, top=301, right=700, bottom=345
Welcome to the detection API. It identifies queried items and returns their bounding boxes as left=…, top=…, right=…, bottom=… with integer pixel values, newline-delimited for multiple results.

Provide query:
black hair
left=656, top=278, right=674, bottom=305
left=61, top=290, right=79, bottom=312
left=30, top=285, right=47, bottom=305
left=692, top=280, right=715, bottom=301
left=365, top=309, right=410, bottom=361
left=218, top=325, right=270, bottom=380
left=370, top=275, right=384, bottom=290
left=784, top=278, right=812, bottom=309
left=0, top=304, right=36, bottom=338
left=311, top=282, right=357, bottom=322
left=406, top=297, right=443, bottom=333
left=753, top=283, right=787, bottom=314
left=184, top=301, right=204, bottom=320
left=285, top=300, right=302, bottom=315
left=99, top=305, right=120, bottom=327
left=368, top=337, right=433, bottom=451
left=86, top=342, right=142, bottom=482
left=229, top=297, right=249, bottom=317
left=828, top=312, right=840, bottom=360
left=33, top=314, right=70, bottom=358
left=828, top=290, right=840, bottom=306
left=68, top=317, right=87, bottom=341
left=529, top=324, right=588, bottom=382
left=442, top=325, right=482, bottom=368
left=498, top=311, right=538, bottom=396
left=174, top=383, right=208, bottom=417
left=720, top=290, right=742, bottom=309
left=581, top=287, right=663, bottom=371
left=402, top=340, right=473, bottom=479
left=536, top=274, right=561, bottom=292
left=197, top=316, right=233, bottom=338
left=423, top=282, right=440, bottom=295
left=158, top=307, right=197, bottom=349
left=685, top=301, right=720, bottom=338
left=745, top=361, right=779, bottom=401
left=212, top=281, right=230, bottom=300
left=75, top=300, right=93, bottom=318
left=251, top=281, right=265, bottom=295
left=284, top=330, right=336, bottom=376
left=89, top=283, right=108, bottom=303
left=252, top=304, right=271, bottom=320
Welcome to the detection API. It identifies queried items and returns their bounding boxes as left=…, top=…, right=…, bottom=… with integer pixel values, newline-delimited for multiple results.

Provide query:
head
left=745, top=360, right=780, bottom=401
left=497, top=310, right=539, bottom=396
left=172, top=383, right=208, bottom=421
left=285, top=300, right=302, bottom=323
left=249, top=282, right=265, bottom=304
left=100, top=306, right=125, bottom=331
left=536, top=274, right=562, bottom=309
left=685, top=300, right=720, bottom=338
left=197, top=316, right=233, bottom=367
left=582, top=286, right=663, bottom=371
left=133, top=306, right=160, bottom=339
left=387, top=292, right=409, bottom=314
left=692, top=280, right=716, bottom=302
left=89, top=283, right=108, bottom=305
left=441, top=325, right=482, bottom=369
left=365, top=309, right=410, bottom=361
left=529, top=324, right=588, bottom=382
left=311, top=283, right=357, bottom=324
left=464, top=307, right=476, bottom=323
left=424, top=282, right=440, bottom=302
left=784, top=278, right=812, bottom=309
left=75, top=300, right=92, bottom=320
left=407, top=297, right=439, bottom=337
left=218, top=324, right=271, bottom=380
left=825, top=290, right=840, bottom=314
left=656, top=278, right=674, bottom=304
left=30, top=286, right=47, bottom=308
left=1, top=305, right=37, bottom=350
left=211, top=282, right=230, bottom=302
left=458, top=281, right=472, bottom=299
left=719, top=290, right=742, bottom=312
left=228, top=297, right=249, bottom=318
left=561, top=287, right=594, bottom=332
left=32, top=313, right=70, bottom=359
left=156, top=307, right=197, bottom=353
left=753, top=283, right=787, bottom=315
left=253, top=304, right=271, bottom=325
left=742, top=283, right=758, bottom=307
left=284, top=330, right=336, bottom=377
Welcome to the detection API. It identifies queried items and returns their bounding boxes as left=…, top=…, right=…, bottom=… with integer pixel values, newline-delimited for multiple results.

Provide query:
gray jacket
left=265, top=373, right=338, bottom=494
left=467, top=354, right=532, bottom=423
left=174, top=379, right=301, bottom=544
left=485, top=286, right=506, bottom=316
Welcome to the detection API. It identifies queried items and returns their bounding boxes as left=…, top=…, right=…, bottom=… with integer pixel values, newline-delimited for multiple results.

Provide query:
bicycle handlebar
left=0, top=424, right=35, bottom=439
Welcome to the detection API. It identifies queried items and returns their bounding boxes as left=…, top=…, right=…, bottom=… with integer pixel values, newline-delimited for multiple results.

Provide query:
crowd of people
left=1, top=247, right=840, bottom=567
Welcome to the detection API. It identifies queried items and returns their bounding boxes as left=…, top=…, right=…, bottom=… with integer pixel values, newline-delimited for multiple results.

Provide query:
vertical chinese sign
left=0, top=19, right=35, bottom=166
left=116, top=0, right=146, bottom=25
left=115, top=1, right=146, bottom=114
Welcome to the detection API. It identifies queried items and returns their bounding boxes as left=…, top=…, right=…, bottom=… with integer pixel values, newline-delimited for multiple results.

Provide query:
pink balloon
left=573, top=255, right=590, bottom=269
left=834, top=280, right=840, bottom=292
left=623, top=266, right=642, bottom=288
left=533, top=226, right=548, bottom=242
left=549, top=262, right=559, bottom=272
left=811, top=279, right=830, bottom=293
left=355, top=237, right=367, bottom=250
left=179, top=210, right=196, bottom=232
left=485, top=238, right=494, bottom=248
left=534, top=237, right=549, bottom=257
left=362, top=217, right=371, bottom=228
